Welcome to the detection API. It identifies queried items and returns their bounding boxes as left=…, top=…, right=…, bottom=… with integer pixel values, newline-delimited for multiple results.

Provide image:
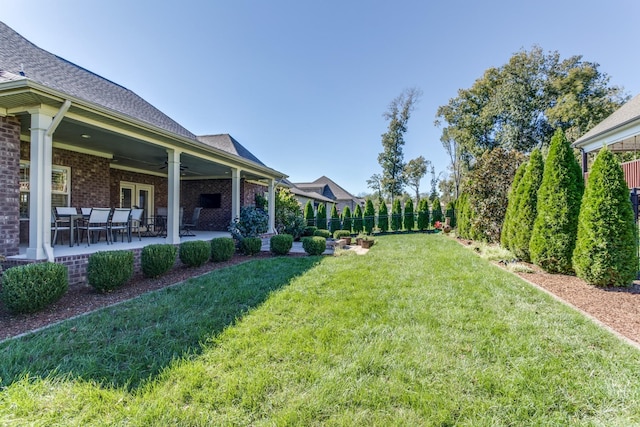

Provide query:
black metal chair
left=180, top=207, right=202, bottom=237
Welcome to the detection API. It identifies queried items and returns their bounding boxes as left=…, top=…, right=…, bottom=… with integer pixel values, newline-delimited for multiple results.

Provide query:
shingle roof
left=294, top=176, right=359, bottom=202
left=574, top=93, right=640, bottom=146
left=196, top=134, right=265, bottom=166
left=0, top=21, right=195, bottom=139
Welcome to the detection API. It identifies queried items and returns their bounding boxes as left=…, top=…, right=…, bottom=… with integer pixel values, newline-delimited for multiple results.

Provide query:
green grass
left=1, top=234, right=640, bottom=425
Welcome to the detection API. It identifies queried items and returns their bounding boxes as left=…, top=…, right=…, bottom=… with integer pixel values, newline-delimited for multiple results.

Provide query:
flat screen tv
left=199, top=193, right=221, bottom=209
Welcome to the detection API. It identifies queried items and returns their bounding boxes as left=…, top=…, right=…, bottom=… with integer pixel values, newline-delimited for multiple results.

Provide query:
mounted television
left=199, top=193, right=221, bottom=209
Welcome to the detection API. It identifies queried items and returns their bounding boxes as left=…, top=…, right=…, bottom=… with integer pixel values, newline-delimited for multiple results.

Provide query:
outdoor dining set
left=50, top=206, right=202, bottom=247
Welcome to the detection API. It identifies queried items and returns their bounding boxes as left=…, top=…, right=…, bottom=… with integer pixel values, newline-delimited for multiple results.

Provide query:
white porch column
left=268, top=178, right=276, bottom=234
left=26, top=109, right=54, bottom=260
left=166, top=149, right=181, bottom=244
left=231, top=167, right=241, bottom=222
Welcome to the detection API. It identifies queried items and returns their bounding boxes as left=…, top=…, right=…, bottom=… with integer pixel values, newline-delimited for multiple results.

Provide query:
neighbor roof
left=294, top=176, right=361, bottom=203
left=0, top=21, right=195, bottom=139
left=196, top=134, right=265, bottom=166
left=573, top=93, right=640, bottom=147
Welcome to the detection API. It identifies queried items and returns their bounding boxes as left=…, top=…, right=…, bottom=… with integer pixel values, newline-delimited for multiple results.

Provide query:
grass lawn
left=1, top=234, right=640, bottom=425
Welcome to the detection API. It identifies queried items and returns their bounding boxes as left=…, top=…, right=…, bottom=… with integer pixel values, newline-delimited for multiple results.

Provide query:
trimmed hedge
left=141, top=244, right=177, bottom=278
left=313, top=229, right=332, bottom=238
left=210, top=237, right=236, bottom=262
left=1, top=262, right=68, bottom=313
left=333, top=230, right=351, bottom=239
left=303, top=226, right=318, bottom=237
left=179, top=240, right=210, bottom=267
left=302, top=236, right=326, bottom=255
left=241, top=237, right=263, bottom=256
left=87, top=250, right=134, bottom=292
left=270, top=234, right=293, bottom=255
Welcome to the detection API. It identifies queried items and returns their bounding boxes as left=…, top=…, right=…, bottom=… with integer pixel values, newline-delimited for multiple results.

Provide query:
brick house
left=0, top=21, right=286, bottom=262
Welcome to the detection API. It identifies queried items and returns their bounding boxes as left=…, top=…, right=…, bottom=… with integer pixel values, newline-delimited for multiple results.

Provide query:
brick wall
left=242, top=181, right=267, bottom=207
left=0, top=116, right=21, bottom=256
left=181, top=179, right=232, bottom=230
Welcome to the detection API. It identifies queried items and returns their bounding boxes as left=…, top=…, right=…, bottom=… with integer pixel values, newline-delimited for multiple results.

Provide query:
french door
left=120, top=182, right=154, bottom=218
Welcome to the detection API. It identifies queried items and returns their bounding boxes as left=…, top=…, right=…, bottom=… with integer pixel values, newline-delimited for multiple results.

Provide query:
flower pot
left=356, top=238, right=363, bottom=246
left=361, top=239, right=374, bottom=249
left=344, top=237, right=352, bottom=245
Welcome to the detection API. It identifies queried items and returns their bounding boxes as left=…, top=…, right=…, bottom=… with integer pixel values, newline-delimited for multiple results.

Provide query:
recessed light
left=81, top=134, right=91, bottom=139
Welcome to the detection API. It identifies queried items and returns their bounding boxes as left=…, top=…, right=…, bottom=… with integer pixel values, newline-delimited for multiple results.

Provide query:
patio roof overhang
left=0, top=78, right=287, bottom=182
left=571, top=118, right=640, bottom=155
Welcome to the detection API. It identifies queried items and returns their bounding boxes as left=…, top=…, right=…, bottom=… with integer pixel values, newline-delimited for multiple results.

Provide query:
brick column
left=0, top=116, right=21, bottom=257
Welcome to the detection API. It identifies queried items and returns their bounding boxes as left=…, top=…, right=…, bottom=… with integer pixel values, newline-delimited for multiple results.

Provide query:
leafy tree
left=353, top=204, right=363, bottom=233
left=377, top=202, right=389, bottom=232
left=512, top=149, right=544, bottom=261
left=501, top=161, right=528, bottom=251
left=390, top=199, right=402, bottom=231
left=274, top=188, right=305, bottom=240
left=403, top=156, right=429, bottom=204
left=363, top=199, right=376, bottom=234
left=342, top=206, right=352, bottom=232
left=404, top=199, right=415, bottom=230
left=464, top=148, right=524, bottom=242
left=378, top=87, right=422, bottom=201
left=417, top=198, right=430, bottom=230
left=439, top=127, right=467, bottom=201
left=431, top=196, right=443, bottom=225
left=573, top=147, right=638, bottom=286
left=316, top=203, right=327, bottom=230
left=329, top=204, right=340, bottom=234
left=303, top=200, right=315, bottom=226
left=530, top=129, right=584, bottom=274
left=367, top=173, right=384, bottom=202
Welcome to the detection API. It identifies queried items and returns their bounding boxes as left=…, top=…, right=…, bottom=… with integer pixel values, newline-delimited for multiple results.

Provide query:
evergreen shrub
left=512, top=149, right=544, bottom=262
left=304, top=200, right=315, bottom=226
left=329, top=204, right=341, bottom=234
left=141, top=244, right=177, bottom=278
left=270, top=234, right=293, bottom=255
left=316, top=203, right=327, bottom=230
left=333, top=230, right=351, bottom=239
left=302, top=236, right=326, bottom=255
left=431, top=196, right=443, bottom=225
left=404, top=199, right=415, bottom=230
left=313, top=229, right=332, bottom=238
left=87, top=250, right=134, bottom=292
left=501, top=161, right=528, bottom=250
left=303, top=226, right=318, bottom=237
left=342, top=206, right=352, bottom=232
left=417, top=198, right=430, bottom=230
left=390, top=199, right=402, bottom=231
left=1, top=262, right=68, bottom=313
left=210, top=237, right=236, bottom=262
left=353, top=204, right=364, bottom=233
left=179, top=240, right=210, bottom=267
left=364, top=199, right=375, bottom=233
left=378, top=202, right=389, bottom=232
left=241, top=237, right=263, bottom=256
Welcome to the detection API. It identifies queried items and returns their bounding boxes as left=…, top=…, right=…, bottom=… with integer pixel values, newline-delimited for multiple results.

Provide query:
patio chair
left=51, top=210, right=71, bottom=246
left=180, top=207, right=202, bottom=237
left=109, top=208, right=132, bottom=243
left=129, top=208, right=144, bottom=241
left=81, top=207, right=92, bottom=217
left=77, top=208, right=112, bottom=245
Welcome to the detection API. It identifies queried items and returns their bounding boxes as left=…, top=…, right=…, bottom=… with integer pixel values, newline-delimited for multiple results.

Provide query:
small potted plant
left=361, top=235, right=375, bottom=249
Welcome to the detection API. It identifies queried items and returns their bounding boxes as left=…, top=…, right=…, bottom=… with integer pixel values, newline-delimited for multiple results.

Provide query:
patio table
left=56, top=213, right=82, bottom=247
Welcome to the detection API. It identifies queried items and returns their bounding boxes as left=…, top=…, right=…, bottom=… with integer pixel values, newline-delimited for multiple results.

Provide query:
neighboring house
left=292, top=176, right=364, bottom=213
left=0, top=21, right=286, bottom=261
left=278, top=178, right=333, bottom=214
left=573, top=93, right=640, bottom=188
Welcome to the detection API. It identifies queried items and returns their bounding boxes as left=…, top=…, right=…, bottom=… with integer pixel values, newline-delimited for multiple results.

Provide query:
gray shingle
left=196, top=134, right=266, bottom=166
left=574, top=93, right=640, bottom=146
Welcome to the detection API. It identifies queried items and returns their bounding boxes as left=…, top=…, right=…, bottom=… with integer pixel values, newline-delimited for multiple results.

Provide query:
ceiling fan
left=159, top=161, right=188, bottom=171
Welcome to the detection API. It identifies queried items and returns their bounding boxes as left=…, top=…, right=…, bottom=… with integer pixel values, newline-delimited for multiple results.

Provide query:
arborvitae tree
left=304, top=200, right=315, bottom=226
left=445, top=200, right=456, bottom=228
left=329, top=204, right=340, bottom=234
left=501, top=161, right=527, bottom=251
left=316, top=203, right=327, bottom=230
left=417, top=198, right=430, bottom=230
left=363, top=199, right=376, bottom=234
left=431, top=196, right=443, bottom=225
left=530, top=129, right=584, bottom=274
left=456, top=193, right=472, bottom=238
left=353, top=204, right=363, bottom=233
left=342, top=206, right=352, bottom=232
left=378, top=202, right=389, bottom=232
left=512, top=149, right=544, bottom=262
left=573, top=147, right=638, bottom=286
left=404, top=199, right=415, bottom=230
left=391, top=199, right=402, bottom=231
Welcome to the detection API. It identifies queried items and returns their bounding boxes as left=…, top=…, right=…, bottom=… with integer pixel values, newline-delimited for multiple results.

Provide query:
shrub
left=431, top=196, right=443, bottom=226
left=404, top=199, right=415, bottom=230
left=512, top=149, right=544, bottom=262
left=390, top=199, right=402, bottom=231
left=303, top=226, right=318, bottom=237
left=333, top=229, right=351, bottom=239
left=377, top=202, right=389, bottom=232
left=329, top=204, right=341, bottom=234
left=141, top=244, right=177, bottom=278
left=313, top=229, right=332, bottom=238
left=178, top=240, right=210, bottom=267
left=364, top=199, right=375, bottom=234
left=417, top=198, right=430, bottom=230
left=210, top=237, right=236, bottom=262
left=1, top=262, right=68, bottom=313
left=353, top=204, right=364, bottom=233
left=279, top=212, right=306, bottom=240
left=275, top=188, right=305, bottom=240
left=228, top=206, right=268, bottom=239
left=87, top=250, right=134, bottom=292
left=445, top=200, right=456, bottom=229
left=304, top=200, right=315, bottom=226
left=501, top=161, right=527, bottom=250
left=302, top=236, right=327, bottom=255
left=270, top=234, right=293, bottom=255
left=342, top=206, right=352, bottom=232
left=456, top=193, right=472, bottom=239
left=530, top=129, right=584, bottom=274
left=573, top=147, right=638, bottom=286
left=241, top=237, right=263, bottom=255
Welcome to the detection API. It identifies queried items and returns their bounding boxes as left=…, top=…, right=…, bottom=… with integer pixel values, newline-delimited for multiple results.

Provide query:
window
left=19, top=162, right=71, bottom=218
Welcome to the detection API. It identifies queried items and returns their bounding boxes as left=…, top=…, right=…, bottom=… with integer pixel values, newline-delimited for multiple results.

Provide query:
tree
left=329, top=204, right=340, bottom=234
left=275, top=188, right=305, bottom=240
left=404, top=199, right=415, bottom=230
left=316, top=203, right=327, bottom=230
left=445, top=200, right=456, bottom=228
left=366, top=173, right=384, bottom=202
left=417, top=198, right=430, bottom=231
left=456, top=193, right=473, bottom=239
left=439, top=127, right=466, bottom=201
left=363, top=199, right=376, bottom=234
left=573, top=147, right=638, bottom=286
left=342, top=206, right=352, bottom=232
left=501, top=161, right=528, bottom=251
left=391, top=199, right=402, bottom=231
left=431, top=196, right=443, bottom=226
left=353, top=204, right=363, bottom=233
left=378, top=87, right=422, bottom=202
left=303, top=200, right=315, bottom=226
left=403, top=156, right=429, bottom=204
left=530, top=129, right=584, bottom=274
left=511, top=149, right=544, bottom=262
left=377, top=202, right=389, bottom=232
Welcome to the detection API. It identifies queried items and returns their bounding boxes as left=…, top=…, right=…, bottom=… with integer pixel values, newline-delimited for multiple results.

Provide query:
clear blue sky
left=3, top=0, right=639, bottom=196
